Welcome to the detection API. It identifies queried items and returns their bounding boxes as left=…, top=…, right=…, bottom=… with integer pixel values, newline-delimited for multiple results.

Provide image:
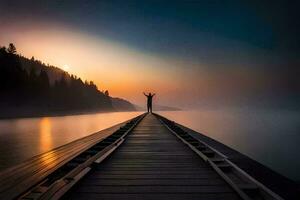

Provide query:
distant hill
left=111, top=97, right=136, bottom=111
left=0, top=43, right=135, bottom=118
left=135, top=104, right=181, bottom=111
left=18, top=55, right=68, bottom=85
left=153, top=104, right=181, bottom=111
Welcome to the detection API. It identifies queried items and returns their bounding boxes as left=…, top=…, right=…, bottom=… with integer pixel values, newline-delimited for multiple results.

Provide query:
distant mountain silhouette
left=0, top=43, right=135, bottom=118
left=153, top=104, right=181, bottom=111
left=111, top=97, right=136, bottom=111
left=135, top=104, right=181, bottom=111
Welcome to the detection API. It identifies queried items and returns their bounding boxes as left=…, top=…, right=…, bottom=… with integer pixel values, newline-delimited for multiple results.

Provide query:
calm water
left=158, top=109, right=300, bottom=182
left=0, top=111, right=142, bottom=170
left=0, top=109, right=299, bottom=182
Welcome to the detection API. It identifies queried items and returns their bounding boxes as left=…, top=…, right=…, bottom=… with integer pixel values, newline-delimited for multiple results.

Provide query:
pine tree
left=7, top=43, right=17, bottom=54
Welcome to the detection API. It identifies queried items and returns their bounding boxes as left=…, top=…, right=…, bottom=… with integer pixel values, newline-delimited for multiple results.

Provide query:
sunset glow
left=0, top=1, right=298, bottom=109
left=1, top=24, right=192, bottom=105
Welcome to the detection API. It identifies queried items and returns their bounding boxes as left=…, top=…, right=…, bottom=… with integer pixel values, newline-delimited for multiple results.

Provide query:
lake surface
left=0, top=111, right=142, bottom=170
left=0, top=109, right=299, bottom=182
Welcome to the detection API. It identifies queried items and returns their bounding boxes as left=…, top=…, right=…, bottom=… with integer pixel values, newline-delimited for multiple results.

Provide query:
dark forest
left=0, top=43, right=135, bottom=118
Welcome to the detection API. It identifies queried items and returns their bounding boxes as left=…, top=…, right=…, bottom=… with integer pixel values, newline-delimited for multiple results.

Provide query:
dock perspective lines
left=0, top=113, right=286, bottom=200
left=63, top=113, right=242, bottom=200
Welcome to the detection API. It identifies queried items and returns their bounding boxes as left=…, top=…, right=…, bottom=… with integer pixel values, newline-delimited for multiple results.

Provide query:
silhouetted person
left=143, top=92, right=155, bottom=113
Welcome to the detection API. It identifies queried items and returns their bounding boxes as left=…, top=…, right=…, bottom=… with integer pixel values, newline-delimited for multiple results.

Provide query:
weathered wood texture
left=178, top=123, right=300, bottom=200
left=63, top=114, right=241, bottom=200
left=0, top=119, right=132, bottom=200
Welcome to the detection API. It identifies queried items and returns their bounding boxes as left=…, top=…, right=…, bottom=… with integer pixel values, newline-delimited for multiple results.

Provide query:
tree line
left=0, top=43, right=113, bottom=114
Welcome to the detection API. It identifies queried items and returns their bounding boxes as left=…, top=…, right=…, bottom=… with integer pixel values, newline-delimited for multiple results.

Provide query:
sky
left=0, top=0, right=299, bottom=108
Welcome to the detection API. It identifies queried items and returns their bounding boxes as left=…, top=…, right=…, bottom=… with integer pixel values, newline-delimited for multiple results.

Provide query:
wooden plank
left=85, top=174, right=221, bottom=179
left=86, top=171, right=219, bottom=175
left=75, top=185, right=234, bottom=193
left=78, top=179, right=226, bottom=186
left=67, top=193, right=241, bottom=200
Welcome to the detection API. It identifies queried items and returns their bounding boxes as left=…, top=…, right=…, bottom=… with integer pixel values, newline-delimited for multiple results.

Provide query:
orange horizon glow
left=0, top=23, right=271, bottom=107
left=0, top=24, right=196, bottom=105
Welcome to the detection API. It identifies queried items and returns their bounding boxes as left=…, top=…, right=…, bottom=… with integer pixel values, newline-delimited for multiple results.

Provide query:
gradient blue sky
left=0, top=0, right=299, bottom=107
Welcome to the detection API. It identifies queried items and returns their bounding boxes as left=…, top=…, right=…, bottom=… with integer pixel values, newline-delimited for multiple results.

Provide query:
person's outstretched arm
left=152, top=93, right=156, bottom=97
left=143, top=92, right=148, bottom=97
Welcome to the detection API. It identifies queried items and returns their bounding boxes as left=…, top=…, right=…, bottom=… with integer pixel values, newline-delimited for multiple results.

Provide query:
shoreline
left=0, top=108, right=181, bottom=120
left=0, top=108, right=138, bottom=120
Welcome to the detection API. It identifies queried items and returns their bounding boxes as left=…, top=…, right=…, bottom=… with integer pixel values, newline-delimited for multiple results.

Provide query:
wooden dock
left=0, top=113, right=297, bottom=200
left=63, top=113, right=240, bottom=200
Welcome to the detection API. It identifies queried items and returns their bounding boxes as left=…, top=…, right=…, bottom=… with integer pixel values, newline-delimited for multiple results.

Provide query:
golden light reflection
left=39, top=117, right=53, bottom=153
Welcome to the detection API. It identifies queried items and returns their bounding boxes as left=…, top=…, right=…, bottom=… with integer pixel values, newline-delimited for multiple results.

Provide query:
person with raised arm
left=143, top=92, right=155, bottom=113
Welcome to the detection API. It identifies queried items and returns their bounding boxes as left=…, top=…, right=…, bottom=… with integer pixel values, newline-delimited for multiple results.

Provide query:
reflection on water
left=158, top=109, right=300, bottom=182
left=0, top=111, right=142, bottom=170
left=0, top=109, right=299, bottom=182
left=40, top=118, right=52, bottom=152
